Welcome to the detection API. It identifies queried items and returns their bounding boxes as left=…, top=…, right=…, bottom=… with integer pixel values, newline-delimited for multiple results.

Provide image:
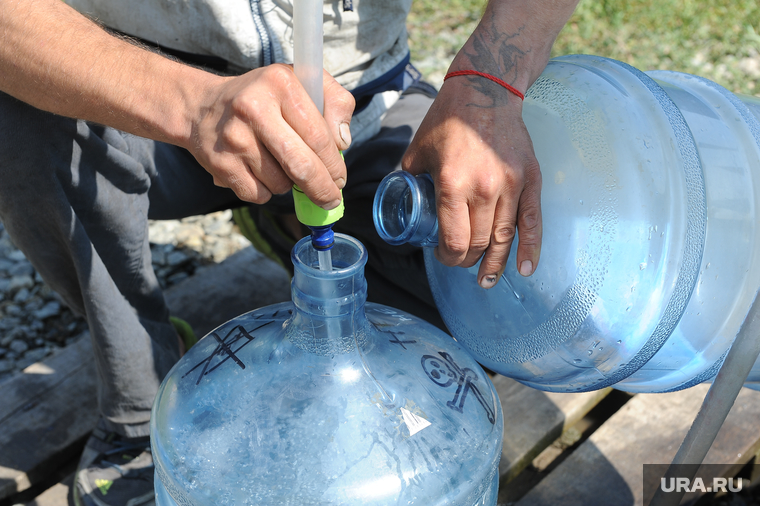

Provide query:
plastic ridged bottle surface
left=373, top=55, right=760, bottom=393
left=151, top=234, right=503, bottom=505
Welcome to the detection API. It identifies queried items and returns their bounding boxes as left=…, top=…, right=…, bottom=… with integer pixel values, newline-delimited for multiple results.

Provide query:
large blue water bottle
left=373, top=55, right=760, bottom=394
left=151, top=234, right=503, bottom=505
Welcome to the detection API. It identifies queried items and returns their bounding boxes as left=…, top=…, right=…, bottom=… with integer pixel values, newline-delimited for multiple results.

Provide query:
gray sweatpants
left=0, top=89, right=440, bottom=438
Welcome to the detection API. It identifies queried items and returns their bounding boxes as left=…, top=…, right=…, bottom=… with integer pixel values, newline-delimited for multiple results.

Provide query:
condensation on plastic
left=151, top=234, right=503, bottom=505
left=373, top=55, right=760, bottom=393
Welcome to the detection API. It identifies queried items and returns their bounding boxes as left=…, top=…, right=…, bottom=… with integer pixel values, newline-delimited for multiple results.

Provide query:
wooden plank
left=514, top=384, right=760, bottom=506
left=26, top=472, right=74, bottom=506
left=164, top=246, right=290, bottom=337
left=493, top=374, right=612, bottom=483
left=0, top=337, right=98, bottom=500
left=26, top=482, right=71, bottom=506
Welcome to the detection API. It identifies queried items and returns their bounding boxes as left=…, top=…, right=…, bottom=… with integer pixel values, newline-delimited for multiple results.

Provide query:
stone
left=0, top=359, right=13, bottom=374
left=34, top=301, right=61, bottom=320
left=0, top=258, right=14, bottom=273
left=8, top=274, right=34, bottom=293
left=174, top=224, right=205, bottom=245
left=23, top=347, right=49, bottom=364
left=5, top=304, right=22, bottom=317
left=9, top=339, right=29, bottom=354
left=151, top=247, right=167, bottom=266
left=0, top=277, right=10, bottom=294
left=0, top=347, right=6, bottom=358
left=166, top=250, right=189, bottom=267
left=8, top=326, right=30, bottom=340
left=24, top=298, right=43, bottom=313
left=9, top=261, right=34, bottom=277
left=13, top=287, right=30, bottom=303
left=167, top=271, right=189, bottom=286
left=6, top=249, right=26, bottom=262
left=0, top=316, right=21, bottom=331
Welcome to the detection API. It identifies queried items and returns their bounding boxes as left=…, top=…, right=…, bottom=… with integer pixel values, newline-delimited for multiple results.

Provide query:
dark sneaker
left=73, top=419, right=154, bottom=506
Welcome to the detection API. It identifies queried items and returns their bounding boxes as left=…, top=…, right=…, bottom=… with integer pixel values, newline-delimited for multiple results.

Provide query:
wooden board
left=493, top=375, right=612, bottom=483
left=0, top=336, right=98, bottom=500
left=514, top=384, right=760, bottom=506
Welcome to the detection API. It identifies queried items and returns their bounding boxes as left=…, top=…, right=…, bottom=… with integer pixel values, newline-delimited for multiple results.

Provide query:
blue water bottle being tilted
left=374, top=54, right=760, bottom=393
left=151, top=233, right=503, bottom=505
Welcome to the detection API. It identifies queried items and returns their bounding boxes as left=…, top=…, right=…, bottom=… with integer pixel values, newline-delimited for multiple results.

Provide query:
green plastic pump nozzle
left=292, top=185, right=344, bottom=250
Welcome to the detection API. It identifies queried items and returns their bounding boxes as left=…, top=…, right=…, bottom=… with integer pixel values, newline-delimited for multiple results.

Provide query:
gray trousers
left=0, top=89, right=440, bottom=438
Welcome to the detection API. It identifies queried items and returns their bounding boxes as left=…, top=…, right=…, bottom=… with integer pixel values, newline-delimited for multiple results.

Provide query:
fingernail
left=520, top=260, right=533, bottom=276
left=335, top=177, right=346, bottom=189
left=323, top=198, right=342, bottom=210
left=339, top=122, right=352, bottom=148
left=480, top=275, right=498, bottom=289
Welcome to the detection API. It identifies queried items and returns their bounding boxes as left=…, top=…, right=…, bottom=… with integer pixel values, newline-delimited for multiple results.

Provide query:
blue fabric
left=351, top=53, right=424, bottom=113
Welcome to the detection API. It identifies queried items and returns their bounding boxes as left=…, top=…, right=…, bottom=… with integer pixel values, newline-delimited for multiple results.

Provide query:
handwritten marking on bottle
left=401, top=407, right=432, bottom=436
left=183, top=321, right=274, bottom=385
left=421, top=352, right=496, bottom=424
left=387, top=331, right=417, bottom=350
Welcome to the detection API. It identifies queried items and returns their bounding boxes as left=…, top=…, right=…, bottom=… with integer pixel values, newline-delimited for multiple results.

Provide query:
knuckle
left=285, top=155, right=315, bottom=183
left=444, top=238, right=469, bottom=258
left=265, top=64, right=294, bottom=86
left=270, top=177, right=293, bottom=195
left=437, top=175, right=468, bottom=201
left=220, top=123, right=248, bottom=151
left=472, top=173, right=500, bottom=200
left=520, top=205, right=541, bottom=231
left=493, top=223, right=516, bottom=245
left=336, top=89, right=356, bottom=115
left=306, top=125, right=332, bottom=153
left=469, top=238, right=491, bottom=252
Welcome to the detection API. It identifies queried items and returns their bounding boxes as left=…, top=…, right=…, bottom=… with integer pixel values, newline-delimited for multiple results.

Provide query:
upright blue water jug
left=151, top=234, right=503, bottom=505
left=374, top=55, right=760, bottom=394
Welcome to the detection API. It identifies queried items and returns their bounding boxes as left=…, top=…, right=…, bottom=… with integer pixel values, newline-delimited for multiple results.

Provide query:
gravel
left=0, top=209, right=249, bottom=383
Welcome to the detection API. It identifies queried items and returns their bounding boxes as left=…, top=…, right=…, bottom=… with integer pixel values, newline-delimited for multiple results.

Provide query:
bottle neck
left=289, top=234, right=370, bottom=353
left=373, top=171, right=438, bottom=247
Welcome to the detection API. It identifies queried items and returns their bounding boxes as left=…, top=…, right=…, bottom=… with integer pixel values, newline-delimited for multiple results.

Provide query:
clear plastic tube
left=293, top=0, right=323, bottom=114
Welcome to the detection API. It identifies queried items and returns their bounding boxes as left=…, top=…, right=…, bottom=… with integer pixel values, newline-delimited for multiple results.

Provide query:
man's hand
left=404, top=0, right=578, bottom=289
left=404, top=79, right=541, bottom=289
left=0, top=0, right=354, bottom=209
left=190, top=65, right=354, bottom=209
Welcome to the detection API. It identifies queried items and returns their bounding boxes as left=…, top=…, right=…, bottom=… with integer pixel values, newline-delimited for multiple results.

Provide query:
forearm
left=450, top=0, right=580, bottom=96
left=0, top=0, right=221, bottom=148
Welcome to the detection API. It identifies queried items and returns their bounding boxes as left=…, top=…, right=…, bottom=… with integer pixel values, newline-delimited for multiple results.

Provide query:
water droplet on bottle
left=639, top=262, right=647, bottom=270
left=616, top=340, right=622, bottom=344
left=626, top=306, right=632, bottom=312
left=706, top=262, right=710, bottom=269
left=573, top=359, right=582, bottom=364
left=579, top=200, right=584, bottom=205
left=587, top=350, right=593, bottom=356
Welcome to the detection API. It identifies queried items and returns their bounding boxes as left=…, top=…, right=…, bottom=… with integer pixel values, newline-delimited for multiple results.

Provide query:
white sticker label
left=401, top=407, right=432, bottom=436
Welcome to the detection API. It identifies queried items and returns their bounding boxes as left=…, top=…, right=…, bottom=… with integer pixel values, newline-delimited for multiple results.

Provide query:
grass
left=407, top=0, right=760, bottom=96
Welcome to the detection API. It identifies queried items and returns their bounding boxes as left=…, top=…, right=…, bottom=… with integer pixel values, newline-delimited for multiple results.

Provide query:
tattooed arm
left=403, top=0, right=579, bottom=288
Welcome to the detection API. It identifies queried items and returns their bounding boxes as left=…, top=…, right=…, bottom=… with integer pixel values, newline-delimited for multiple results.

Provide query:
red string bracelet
left=443, top=70, right=525, bottom=101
